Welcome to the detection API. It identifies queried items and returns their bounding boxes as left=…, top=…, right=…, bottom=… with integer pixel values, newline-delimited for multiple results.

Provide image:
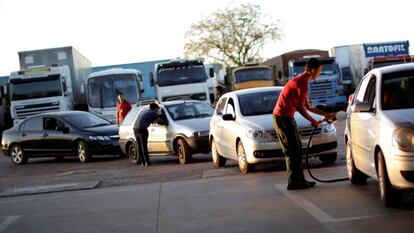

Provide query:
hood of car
left=83, top=124, right=119, bottom=135
left=383, top=109, right=414, bottom=129
left=174, top=117, right=211, bottom=132
left=239, top=112, right=323, bottom=131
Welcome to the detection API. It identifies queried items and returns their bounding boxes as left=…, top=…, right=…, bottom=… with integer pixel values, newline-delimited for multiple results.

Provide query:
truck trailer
left=10, top=46, right=91, bottom=125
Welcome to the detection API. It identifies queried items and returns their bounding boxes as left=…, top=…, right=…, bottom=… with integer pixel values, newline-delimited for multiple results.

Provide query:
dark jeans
left=273, top=116, right=305, bottom=185
left=134, top=129, right=150, bottom=164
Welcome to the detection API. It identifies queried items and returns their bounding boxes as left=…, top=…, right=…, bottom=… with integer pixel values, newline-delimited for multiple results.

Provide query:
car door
left=210, top=97, right=227, bottom=156
left=147, top=108, right=170, bottom=153
left=42, top=117, right=73, bottom=155
left=18, top=117, right=43, bottom=156
left=220, top=98, right=238, bottom=159
left=349, top=75, right=375, bottom=174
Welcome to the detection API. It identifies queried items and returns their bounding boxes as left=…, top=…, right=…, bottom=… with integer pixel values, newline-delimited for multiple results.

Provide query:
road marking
left=274, top=184, right=403, bottom=223
left=0, top=215, right=20, bottom=232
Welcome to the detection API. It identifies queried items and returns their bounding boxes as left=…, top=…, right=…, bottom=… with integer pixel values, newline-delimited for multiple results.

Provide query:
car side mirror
left=352, top=101, right=372, bottom=113
left=62, top=127, right=70, bottom=134
left=222, top=114, right=235, bottom=121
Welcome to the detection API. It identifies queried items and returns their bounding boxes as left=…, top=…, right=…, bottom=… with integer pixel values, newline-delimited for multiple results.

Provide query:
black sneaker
left=287, top=182, right=309, bottom=190
left=304, top=180, right=316, bottom=187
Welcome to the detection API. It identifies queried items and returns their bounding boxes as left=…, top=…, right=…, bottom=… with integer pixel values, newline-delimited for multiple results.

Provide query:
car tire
left=378, top=151, right=403, bottom=208
left=77, top=141, right=90, bottom=163
left=319, top=153, right=337, bottom=165
left=177, top=138, right=192, bottom=165
left=237, top=141, right=252, bottom=174
left=211, top=139, right=225, bottom=168
left=346, top=142, right=367, bottom=184
left=128, top=142, right=140, bottom=164
left=10, top=144, right=28, bottom=165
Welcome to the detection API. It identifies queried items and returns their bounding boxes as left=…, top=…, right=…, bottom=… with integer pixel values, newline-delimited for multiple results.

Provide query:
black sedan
left=1, top=111, right=120, bottom=164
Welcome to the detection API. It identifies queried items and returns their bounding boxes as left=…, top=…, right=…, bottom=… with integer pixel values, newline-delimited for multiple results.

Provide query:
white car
left=345, top=63, right=414, bottom=207
left=119, top=100, right=213, bottom=164
left=209, top=86, right=338, bottom=174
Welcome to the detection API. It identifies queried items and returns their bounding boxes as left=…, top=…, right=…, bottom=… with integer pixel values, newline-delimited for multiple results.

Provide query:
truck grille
left=309, top=80, right=334, bottom=98
left=15, top=102, right=60, bottom=119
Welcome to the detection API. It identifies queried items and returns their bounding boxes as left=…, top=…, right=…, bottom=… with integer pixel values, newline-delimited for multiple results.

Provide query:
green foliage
left=184, top=3, right=282, bottom=67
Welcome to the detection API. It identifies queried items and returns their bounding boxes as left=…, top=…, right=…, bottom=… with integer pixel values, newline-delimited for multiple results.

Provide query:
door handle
left=42, top=133, right=48, bottom=137
left=20, top=133, right=26, bottom=137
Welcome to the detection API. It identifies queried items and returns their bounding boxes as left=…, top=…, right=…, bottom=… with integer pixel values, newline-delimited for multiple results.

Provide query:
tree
left=184, top=3, right=282, bottom=67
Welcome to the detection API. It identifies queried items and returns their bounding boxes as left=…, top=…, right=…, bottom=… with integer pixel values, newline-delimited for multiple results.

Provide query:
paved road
left=0, top=167, right=413, bottom=233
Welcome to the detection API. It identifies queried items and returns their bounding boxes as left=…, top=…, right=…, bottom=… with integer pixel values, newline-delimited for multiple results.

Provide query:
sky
left=0, top=0, right=413, bottom=76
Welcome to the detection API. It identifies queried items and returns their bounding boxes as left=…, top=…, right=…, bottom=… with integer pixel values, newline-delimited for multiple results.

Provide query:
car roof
left=161, top=100, right=203, bottom=106
left=34, top=111, right=90, bottom=118
left=224, top=86, right=283, bottom=97
left=375, top=63, right=414, bottom=74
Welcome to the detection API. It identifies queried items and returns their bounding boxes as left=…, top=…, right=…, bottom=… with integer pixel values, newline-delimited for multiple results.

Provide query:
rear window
left=122, top=107, right=142, bottom=126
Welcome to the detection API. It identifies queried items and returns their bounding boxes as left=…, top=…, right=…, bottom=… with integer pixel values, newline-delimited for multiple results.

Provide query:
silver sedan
left=209, top=86, right=338, bottom=174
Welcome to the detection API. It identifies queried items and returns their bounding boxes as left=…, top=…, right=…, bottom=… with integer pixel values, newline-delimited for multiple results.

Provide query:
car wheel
left=177, top=138, right=192, bottom=165
left=319, top=153, right=337, bottom=165
left=378, top=151, right=403, bottom=208
left=10, top=144, right=28, bottom=165
left=211, top=139, right=225, bottom=168
left=346, top=141, right=367, bottom=184
left=128, top=142, right=140, bottom=164
left=237, top=141, right=252, bottom=174
left=77, top=141, right=90, bottom=163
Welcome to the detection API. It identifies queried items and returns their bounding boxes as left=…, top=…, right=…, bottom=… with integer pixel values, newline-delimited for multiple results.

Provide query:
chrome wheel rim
left=129, top=145, right=137, bottom=160
left=78, top=143, right=86, bottom=161
left=238, top=143, right=246, bottom=170
left=378, top=157, right=385, bottom=200
left=212, top=141, right=218, bottom=164
left=11, top=146, right=23, bottom=163
left=346, top=143, right=353, bottom=179
left=178, top=141, right=184, bottom=160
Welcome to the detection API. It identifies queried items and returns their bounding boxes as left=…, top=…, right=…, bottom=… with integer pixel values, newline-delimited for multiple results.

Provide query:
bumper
left=87, top=140, right=120, bottom=155
left=2, top=148, right=9, bottom=157
left=187, top=136, right=210, bottom=153
left=386, top=149, right=414, bottom=190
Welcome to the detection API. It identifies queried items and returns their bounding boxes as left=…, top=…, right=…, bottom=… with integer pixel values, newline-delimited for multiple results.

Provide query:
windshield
left=10, top=75, right=62, bottom=101
left=165, top=102, right=213, bottom=121
left=88, top=74, right=138, bottom=108
left=382, top=71, right=414, bottom=110
left=238, top=91, right=280, bottom=116
left=293, top=60, right=338, bottom=76
left=234, top=68, right=272, bottom=83
left=341, top=67, right=352, bottom=80
left=63, top=112, right=111, bottom=129
left=157, top=65, right=207, bottom=87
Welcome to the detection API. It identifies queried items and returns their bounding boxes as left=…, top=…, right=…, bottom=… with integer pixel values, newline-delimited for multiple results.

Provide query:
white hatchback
left=209, top=86, right=338, bottom=174
left=345, top=63, right=414, bottom=207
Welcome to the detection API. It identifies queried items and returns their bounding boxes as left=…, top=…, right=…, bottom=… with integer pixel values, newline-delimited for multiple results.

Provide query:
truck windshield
left=88, top=74, right=138, bottom=108
left=10, top=75, right=62, bottom=101
left=157, top=65, right=207, bottom=87
left=234, top=68, right=272, bottom=83
left=293, top=60, right=338, bottom=76
left=238, top=91, right=280, bottom=116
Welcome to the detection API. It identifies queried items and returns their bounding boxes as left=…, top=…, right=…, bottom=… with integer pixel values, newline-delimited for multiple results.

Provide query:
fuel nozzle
left=326, top=111, right=347, bottom=124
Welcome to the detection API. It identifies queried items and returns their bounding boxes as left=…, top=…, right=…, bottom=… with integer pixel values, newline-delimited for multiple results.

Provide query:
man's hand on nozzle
left=311, top=119, right=320, bottom=128
left=324, top=112, right=336, bottom=123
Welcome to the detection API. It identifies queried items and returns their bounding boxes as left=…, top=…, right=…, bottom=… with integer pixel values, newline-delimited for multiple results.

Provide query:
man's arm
left=297, top=104, right=320, bottom=128
left=304, top=99, right=335, bottom=121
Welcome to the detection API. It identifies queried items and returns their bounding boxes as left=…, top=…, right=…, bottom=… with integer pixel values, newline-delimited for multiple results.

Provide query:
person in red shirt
left=273, top=58, right=334, bottom=190
left=116, top=92, right=132, bottom=125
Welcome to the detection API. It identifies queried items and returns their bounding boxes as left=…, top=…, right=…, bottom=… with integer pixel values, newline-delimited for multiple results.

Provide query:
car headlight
left=322, top=122, right=336, bottom=134
left=193, top=131, right=209, bottom=138
left=393, top=129, right=414, bottom=152
left=89, top=135, right=111, bottom=141
left=246, top=129, right=274, bottom=142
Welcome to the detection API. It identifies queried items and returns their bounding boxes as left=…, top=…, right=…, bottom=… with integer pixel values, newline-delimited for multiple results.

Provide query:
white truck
left=150, top=59, right=214, bottom=104
left=9, top=47, right=91, bottom=125
left=87, top=68, right=144, bottom=122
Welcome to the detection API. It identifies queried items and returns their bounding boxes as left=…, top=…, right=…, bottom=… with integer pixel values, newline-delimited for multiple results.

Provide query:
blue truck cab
left=288, top=57, right=347, bottom=110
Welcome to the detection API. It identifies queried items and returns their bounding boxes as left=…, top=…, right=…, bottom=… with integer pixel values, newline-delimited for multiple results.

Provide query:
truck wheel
left=177, top=138, right=191, bottom=165
left=211, top=139, right=225, bottom=168
left=10, top=144, right=28, bottom=165
left=237, top=141, right=252, bottom=174
left=378, top=151, right=403, bottom=207
left=128, top=142, right=140, bottom=164
left=319, top=153, right=337, bottom=165
left=77, top=141, right=90, bottom=163
left=346, top=142, right=367, bottom=184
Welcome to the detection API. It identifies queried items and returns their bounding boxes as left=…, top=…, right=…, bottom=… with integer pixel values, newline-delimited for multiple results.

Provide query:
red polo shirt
left=116, top=100, right=132, bottom=123
left=273, top=73, right=309, bottom=118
